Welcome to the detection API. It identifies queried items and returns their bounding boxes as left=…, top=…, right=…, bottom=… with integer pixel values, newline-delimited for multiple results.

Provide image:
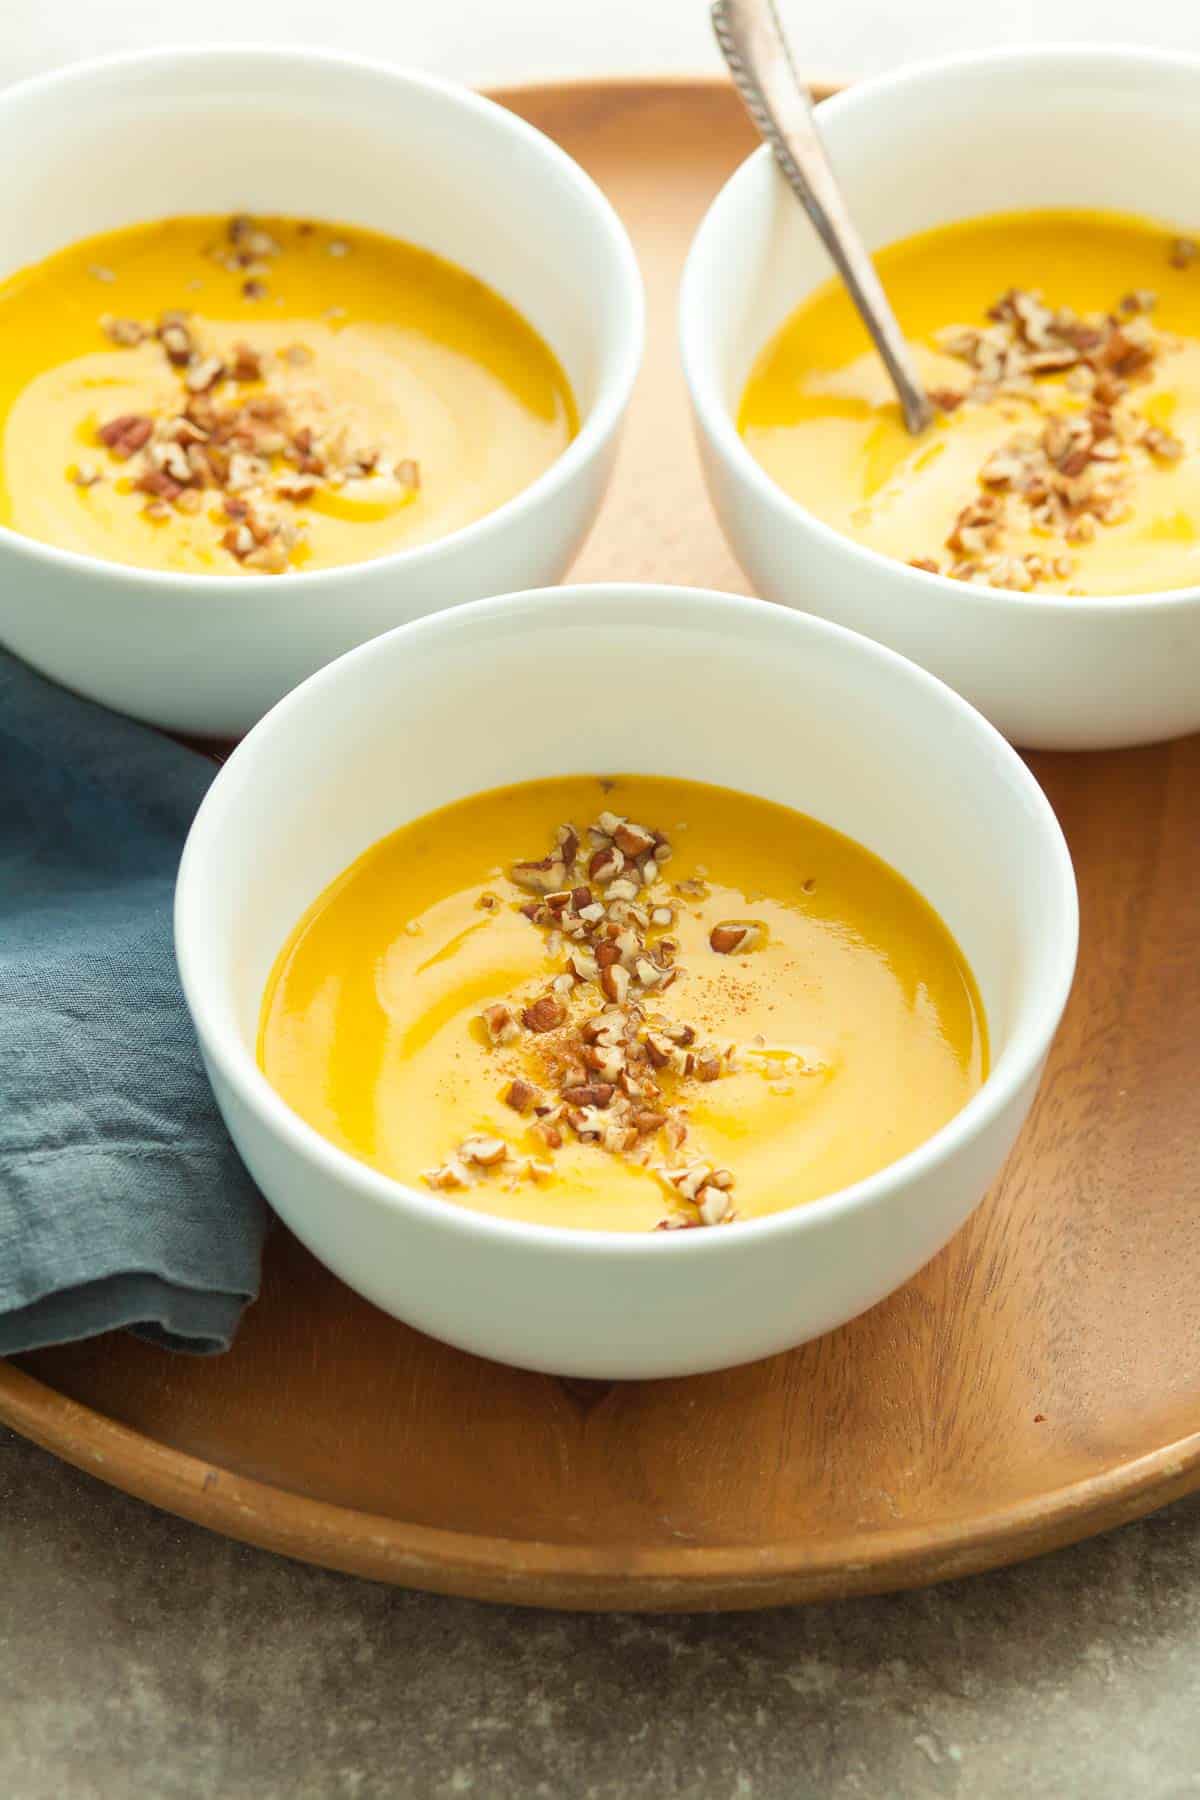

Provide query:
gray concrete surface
left=2, top=1426, right=1198, bottom=1798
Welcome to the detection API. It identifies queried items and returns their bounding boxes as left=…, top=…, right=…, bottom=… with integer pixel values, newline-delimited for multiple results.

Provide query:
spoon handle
left=711, top=0, right=933, bottom=435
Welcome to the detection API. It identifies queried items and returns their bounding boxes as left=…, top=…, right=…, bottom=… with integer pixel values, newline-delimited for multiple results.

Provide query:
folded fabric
left=0, top=652, right=268, bottom=1354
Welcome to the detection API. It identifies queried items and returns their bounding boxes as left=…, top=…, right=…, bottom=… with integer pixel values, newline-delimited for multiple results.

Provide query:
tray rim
left=3, top=74, right=1198, bottom=1611
left=3, top=1359, right=1198, bottom=1609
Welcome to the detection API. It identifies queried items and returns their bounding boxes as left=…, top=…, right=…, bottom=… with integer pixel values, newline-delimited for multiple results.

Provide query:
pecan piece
left=157, top=315, right=194, bottom=365
left=459, top=1135, right=508, bottom=1167
left=511, top=857, right=566, bottom=894
left=588, top=845, right=624, bottom=885
left=1143, top=425, right=1184, bottom=461
left=666, top=1163, right=712, bottom=1202
left=613, top=820, right=655, bottom=858
left=97, top=413, right=153, bottom=457
left=698, top=1185, right=731, bottom=1225
left=231, top=342, right=264, bottom=382
left=599, top=964, right=630, bottom=1006
left=561, top=1083, right=614, bottom=1110
left=134, top=469, right=184, bottom=502
left=185, top=355, right=225, bottom=394
left=481, top=1003, right=519, bottom=1046
left=423, top=1159, right=469, bottom=1190
left=583, top=1043, right=625, bottom=1081
left=522, top=996, right=566, bottom=1034
left=102, top=315, right=147, bottom=347
left=709, top=921, right=763, bottom=955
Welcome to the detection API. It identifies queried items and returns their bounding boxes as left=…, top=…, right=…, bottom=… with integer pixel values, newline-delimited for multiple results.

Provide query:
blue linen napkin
left=0, top=652, right=268, bottom=1354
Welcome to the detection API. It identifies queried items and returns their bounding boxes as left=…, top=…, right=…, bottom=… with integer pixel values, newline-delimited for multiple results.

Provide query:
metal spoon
left=711, top=0, right=933, bottom=435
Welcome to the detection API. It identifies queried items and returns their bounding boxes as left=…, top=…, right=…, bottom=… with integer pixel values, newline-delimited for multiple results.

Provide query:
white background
left=5, top=0, right=1200, bottom=91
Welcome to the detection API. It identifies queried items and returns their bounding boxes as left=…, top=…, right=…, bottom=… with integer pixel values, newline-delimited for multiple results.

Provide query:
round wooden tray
left=3, top=78, right=1198, bottom=1611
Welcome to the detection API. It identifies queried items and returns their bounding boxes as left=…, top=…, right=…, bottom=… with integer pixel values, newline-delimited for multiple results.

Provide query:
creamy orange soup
left=0, top=214, right=575, bottom=574
left=259, top=776, right=987, bottom=1233
left=740, top=209, right=1200, bottom=595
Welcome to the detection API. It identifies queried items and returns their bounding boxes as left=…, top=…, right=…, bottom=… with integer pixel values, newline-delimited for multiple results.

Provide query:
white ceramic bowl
left=0, top=48, right=643, bottom=738
left=176, top=583, right=1078, bottom=1379
left=680, top=45, right=1200, bottom=751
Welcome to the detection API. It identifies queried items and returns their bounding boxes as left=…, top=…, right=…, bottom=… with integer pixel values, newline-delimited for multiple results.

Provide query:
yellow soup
left=740, top=209, right=1200, bottom=596
left=0, top=214, right=576, bottom=574
left=259, top=776, right=987, bottom=1233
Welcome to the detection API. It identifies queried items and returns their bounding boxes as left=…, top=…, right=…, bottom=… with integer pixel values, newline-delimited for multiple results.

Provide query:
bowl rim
left=679, top=39, right=1200, bottom=617
left=0, top=43, right=645, bottom=597
left=175, top=580, right=1080, bottom=1257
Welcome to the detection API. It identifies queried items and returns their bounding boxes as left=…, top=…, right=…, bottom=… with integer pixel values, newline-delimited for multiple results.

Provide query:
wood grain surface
left=1, top=79, right=1198, bottom=1611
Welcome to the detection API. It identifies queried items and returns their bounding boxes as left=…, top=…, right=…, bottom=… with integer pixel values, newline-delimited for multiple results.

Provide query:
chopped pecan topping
left=919, top=284, right=1187, bottom=589
left=418, top=807, right=806, bottom=1227
left=79, top=216, right=420, bottom=572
